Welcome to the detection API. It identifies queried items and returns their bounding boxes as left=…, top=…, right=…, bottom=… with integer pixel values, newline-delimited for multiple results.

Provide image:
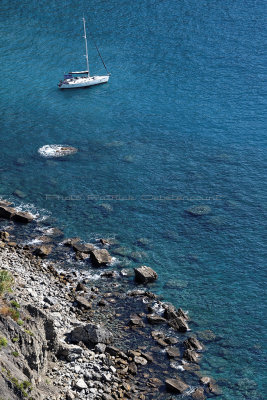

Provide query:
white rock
left=75, top=378, right=87, bottom=390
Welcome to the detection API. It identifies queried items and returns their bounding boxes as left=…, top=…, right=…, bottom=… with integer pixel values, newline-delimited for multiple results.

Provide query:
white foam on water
left=151, top=302, right=165, bottom=315
left=26, top=238, right=42, bottom=245
left=170, top=361, right=185, bottom=371
left=38, top=144, right=77, bottom=158
left=184, top=386, right=197, bottom=396
left=110, top=256, right=119, bottom=266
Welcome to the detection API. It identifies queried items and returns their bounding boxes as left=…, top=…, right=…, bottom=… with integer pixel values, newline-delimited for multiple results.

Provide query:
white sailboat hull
left=58, top=75, right=109, bottom=89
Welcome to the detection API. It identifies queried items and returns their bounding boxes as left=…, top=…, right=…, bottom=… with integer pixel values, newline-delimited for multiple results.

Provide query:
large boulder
left=165, top=377, right=189, bottom=394
left=70, top=323, right=113, bottom=345
left=134, top=266, right=158, bottom=284
left=90, top=249, right=112, bottom=266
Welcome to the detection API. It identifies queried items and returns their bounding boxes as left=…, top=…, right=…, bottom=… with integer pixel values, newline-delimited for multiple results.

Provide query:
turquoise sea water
left=1, top=0, right=266, bottom=398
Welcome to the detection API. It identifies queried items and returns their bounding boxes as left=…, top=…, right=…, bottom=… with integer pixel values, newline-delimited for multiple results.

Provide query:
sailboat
left=58, top=17, right=110, bottom=89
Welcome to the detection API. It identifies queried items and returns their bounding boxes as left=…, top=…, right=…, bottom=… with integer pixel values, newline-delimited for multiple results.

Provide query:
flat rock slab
left=90, top=249, right=112, bottom=266
left=165, top=378, right=189, bottom=393
left=134, top=266, right=158, bottom=284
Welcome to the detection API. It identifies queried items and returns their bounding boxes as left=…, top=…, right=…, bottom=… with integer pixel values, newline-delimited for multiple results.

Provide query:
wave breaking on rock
left=38, top=145, right=78, bottom=158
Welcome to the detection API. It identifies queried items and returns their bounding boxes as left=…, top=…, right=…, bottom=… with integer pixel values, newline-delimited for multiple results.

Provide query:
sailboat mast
left=83, top=17, right=90, bottom=77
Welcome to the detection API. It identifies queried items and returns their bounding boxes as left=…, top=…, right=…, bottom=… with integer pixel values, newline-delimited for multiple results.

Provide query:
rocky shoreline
left=0, top=201, right=219, bottom=399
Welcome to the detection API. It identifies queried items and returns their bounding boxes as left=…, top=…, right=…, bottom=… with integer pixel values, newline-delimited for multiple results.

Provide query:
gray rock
left=90, top=249, right=112, bottom=266
left=134, top=265, right=158, bottom=284
left=70, top=323, right=113, bottom=345
left=95, top=343, right=106, bottom=353
left=75, top=378, right=88, bottom=390
left=165, top=377, right=189, bottom=393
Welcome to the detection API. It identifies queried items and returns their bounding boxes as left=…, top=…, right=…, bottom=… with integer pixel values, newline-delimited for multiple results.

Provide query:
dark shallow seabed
left=0, top=0, right=266, bottom=398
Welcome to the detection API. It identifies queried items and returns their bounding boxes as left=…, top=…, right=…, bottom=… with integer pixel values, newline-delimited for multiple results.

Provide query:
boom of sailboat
left=58, top=18, right=110, bottom=89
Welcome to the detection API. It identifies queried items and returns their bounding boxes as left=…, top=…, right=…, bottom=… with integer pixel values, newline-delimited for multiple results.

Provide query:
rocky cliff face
left=0, top=227, right=216, bottom=400
left=0, top=302, right=59, bottom=399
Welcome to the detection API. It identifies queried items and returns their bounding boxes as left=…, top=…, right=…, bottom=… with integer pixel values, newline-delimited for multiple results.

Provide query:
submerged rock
left=134, top=266, right=158, bottom=284
left=164, top=279, right=188, bottom=289
left=184, top=336, right=203, bottom=351
left=165, top=377, right=189, bottom=393
left=197, top=330, right=216, bottom=342
left=13, top=189, right=27, bottom=199
left=186, top=205, right=211, bottom=216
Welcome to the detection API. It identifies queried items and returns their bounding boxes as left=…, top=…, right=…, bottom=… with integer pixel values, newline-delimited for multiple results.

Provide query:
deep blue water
left=1, top=0, right=266, bottom=398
